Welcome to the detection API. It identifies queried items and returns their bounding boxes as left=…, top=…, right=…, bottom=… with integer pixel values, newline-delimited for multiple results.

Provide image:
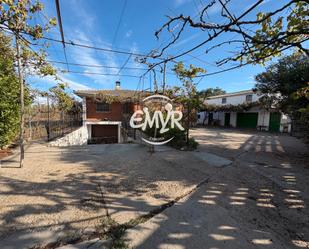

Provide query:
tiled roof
left=74, top=89, right=150, bottom=100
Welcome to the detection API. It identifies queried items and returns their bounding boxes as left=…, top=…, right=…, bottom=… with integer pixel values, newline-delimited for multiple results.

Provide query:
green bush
left=0, top=33, right=20, bottom=148
left=187, top=137, right=198, bottom=150
left=143, top=126, right=198, bottom=150
left=0, top=33, right=33, bottom=148
left=140, top=109, right=198, bottom=150
left=167, top=128, right=198, bottom=150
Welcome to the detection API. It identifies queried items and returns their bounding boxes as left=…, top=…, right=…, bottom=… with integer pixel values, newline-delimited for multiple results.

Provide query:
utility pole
left=15, top=35, right=24, bottom=168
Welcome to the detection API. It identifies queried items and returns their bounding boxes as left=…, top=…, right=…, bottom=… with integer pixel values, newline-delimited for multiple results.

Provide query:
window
left=122, top=102, right=131, bottom=114
left=222, top=97, right=227, bottom=104
left=246, top=94, right=253, bottom=102
left=96, top=102, right=111, bottom=112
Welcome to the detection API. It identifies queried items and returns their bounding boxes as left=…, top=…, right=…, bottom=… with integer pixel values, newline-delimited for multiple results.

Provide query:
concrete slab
left=192, top=151, right=232, bottom=167
left=56, top=238, right=111, bottom=249
left=1, top=230, right=66, bottom=249
left=124, top=184, right=288, bottom=249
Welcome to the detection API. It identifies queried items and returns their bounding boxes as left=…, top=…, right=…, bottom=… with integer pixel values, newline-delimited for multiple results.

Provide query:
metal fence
left=24, top=101, right=82, bottom=142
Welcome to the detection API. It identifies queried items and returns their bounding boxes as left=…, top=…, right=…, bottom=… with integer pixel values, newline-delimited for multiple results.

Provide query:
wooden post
left=29, top=118, right=32, bottom=141
left=15, top=35, right=24, bottom=168
left=162, top=62, right=166, bottom=92
left=150, top=62, right=167, bottom=153
left=47, top=94, right=50, bottom=141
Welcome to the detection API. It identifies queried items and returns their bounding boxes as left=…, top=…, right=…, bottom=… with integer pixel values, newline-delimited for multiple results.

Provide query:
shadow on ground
left=0, top=128, right=308, bottom=248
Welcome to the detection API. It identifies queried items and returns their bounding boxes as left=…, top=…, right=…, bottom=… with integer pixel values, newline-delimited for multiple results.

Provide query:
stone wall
left=49, top=126, right=88, bottom=146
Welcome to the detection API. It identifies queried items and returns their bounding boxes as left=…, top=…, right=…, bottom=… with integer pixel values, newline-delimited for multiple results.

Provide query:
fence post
left=29, top=118, right=32, bottom=141
left=47, top=95, right=50, bottom=141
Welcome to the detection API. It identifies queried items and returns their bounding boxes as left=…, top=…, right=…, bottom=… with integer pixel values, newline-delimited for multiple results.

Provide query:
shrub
left=140, top=111, right=198, bottom=151
left=163, top=128, right=198, bottom=150
left=0, top=33, right=20, bottom=148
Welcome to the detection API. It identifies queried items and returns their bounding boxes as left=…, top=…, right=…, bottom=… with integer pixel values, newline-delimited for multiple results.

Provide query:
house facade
left=74, top=82, right=145, bottom=144
left=197, top=90, right=291, bottom=132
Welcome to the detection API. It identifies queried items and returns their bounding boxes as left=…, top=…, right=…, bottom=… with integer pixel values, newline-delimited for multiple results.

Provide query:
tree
left=254, top=53, right=309, bottom=123
left=197, top=87, right=226, bottom=101
left=0, top=32, right=34, bottom=147
left=0, top=33, right=20, bottom=148
left=49, top=83, right=74, bottom=112
left=144, top=0, right=308, bottom=74
left=0, top=0, right=56, bottom=166
left=173, top=62, right=205, bottom=145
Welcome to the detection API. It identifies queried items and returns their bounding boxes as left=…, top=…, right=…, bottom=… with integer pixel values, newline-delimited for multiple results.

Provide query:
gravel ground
left=0, top=128, right=308, bottom=249
left=0, top=143, right=213, bottom=248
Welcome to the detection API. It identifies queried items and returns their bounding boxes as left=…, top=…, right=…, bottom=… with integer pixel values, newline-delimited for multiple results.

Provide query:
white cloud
left=66, top=30, right=121, bottom=87
left=261, top=0, right=271, bottom=5
left=125, top=30, right=133, bottom=38
left=200, top=1, right=221, bottom=16
left=174, top=0, right=192, bottom=7
left=124, top=42, right=146, bottom=75
left=30, top=74, right=89, bottom=104
left=69, top=0, right=96, bottom=29
left=59, top=75, right=91, bottom=90
left=30, top=74, right=90, bottom=91
left=173, top=33, right=200, bottom=48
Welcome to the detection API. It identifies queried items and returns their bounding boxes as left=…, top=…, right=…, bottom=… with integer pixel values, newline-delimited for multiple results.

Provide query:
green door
left=224, top=113, right=230, bottom=127
left=236, top=113, right=258, bottom=129
left=269, top=112, right=281, bottom=132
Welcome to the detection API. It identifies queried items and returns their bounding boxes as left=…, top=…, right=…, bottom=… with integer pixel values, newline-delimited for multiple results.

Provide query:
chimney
left=115, top=81, right=121, bottom=90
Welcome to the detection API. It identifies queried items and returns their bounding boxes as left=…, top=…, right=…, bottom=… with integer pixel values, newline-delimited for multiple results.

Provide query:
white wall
left=206, top=93, right=259, bottom=106
left=49, top=126, right=88, bottom=146
left=280, top=114, right=291, bottom=132
left=199, top=109, right=271, bottom=129
left=218, top=112, right=224, bottom=126
left=198, top=91, right=292, bottom=133
left=257, top=110, right=270, bottom=129
left=230, top=112, right=237, bottom=127
left=197, top=112, right=206, bottom=124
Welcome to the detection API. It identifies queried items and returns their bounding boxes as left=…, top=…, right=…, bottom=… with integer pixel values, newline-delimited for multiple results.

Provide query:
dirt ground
left=193, top=128, right=309, bottom=247
left=0, top=142, right=214, bottom=248
left=125, top=128, right=309, bottom=249
left=0, top=128, right=308, bottom=249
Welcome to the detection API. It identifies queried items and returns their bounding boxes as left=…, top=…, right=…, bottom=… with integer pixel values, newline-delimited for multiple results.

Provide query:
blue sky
left=28, top=0, right=292, bottom=94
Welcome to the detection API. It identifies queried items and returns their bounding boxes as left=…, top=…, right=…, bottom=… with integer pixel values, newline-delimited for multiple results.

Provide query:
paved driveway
left=125, top=128, right=309, bottom=249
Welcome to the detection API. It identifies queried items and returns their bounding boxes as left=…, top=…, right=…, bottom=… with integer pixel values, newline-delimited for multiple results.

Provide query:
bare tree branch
left=141, top=0, right=308, bottom=77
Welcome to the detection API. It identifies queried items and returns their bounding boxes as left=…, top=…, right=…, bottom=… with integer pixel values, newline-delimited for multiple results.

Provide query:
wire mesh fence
left=24, top=98, right=82, bottom=142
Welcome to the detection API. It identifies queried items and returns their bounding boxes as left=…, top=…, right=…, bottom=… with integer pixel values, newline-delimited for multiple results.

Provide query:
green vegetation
left=166, top=128, right=198, bottom=150
left=0, top=1, right=57, bottom=166
left=0, top=0, right=57, bottom=76
left=154, top=1, right=308, bottom=66
left=0, top=33, right=20, bottom=148
left=49, top=83, right=74, bottom=112
left=255, top=53, right=309, bottom=121
left=197, top=87, right=226, bottom=101
left=98, top=216, right=128, bottom=249
left=172, top=62, right=205, bottom=146
left=0, top=32, right=33, bottom=148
